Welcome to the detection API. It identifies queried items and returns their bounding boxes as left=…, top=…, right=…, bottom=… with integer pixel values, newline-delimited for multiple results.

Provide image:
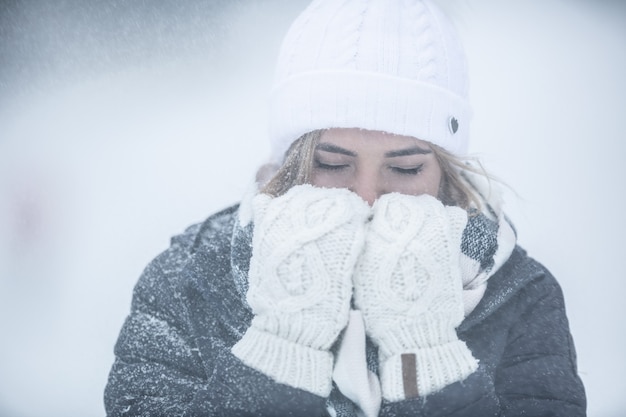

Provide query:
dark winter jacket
left=104, top=204, right=586, bottom=416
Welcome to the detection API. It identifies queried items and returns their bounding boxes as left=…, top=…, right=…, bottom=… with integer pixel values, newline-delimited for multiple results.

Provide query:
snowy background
left=0, top=0, right=624, bottom=416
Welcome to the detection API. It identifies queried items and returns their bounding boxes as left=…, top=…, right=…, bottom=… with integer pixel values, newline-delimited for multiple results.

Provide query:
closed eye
left=314, top=160, right=349, bottom=171
left=390, top=165, right=423, bottom=175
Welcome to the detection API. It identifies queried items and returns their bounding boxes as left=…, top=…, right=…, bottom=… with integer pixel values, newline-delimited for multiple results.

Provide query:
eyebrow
left=315, top=142, right=432, bottom=158
left=315, top=142, right=357, bottom=156
left=384, top=146, right=432, bottom=157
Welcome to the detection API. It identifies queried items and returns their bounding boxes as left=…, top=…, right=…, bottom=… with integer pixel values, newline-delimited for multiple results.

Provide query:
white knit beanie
left=268, top=0, right=471, bottom=163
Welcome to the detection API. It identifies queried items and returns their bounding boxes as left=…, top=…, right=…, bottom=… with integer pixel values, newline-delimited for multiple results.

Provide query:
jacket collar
left=459, top=245, right=542, bottom=333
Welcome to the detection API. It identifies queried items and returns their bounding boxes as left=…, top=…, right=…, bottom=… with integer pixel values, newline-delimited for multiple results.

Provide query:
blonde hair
left=261, top=130, right=488, bottom=209
left=261, top=131, right=322, bottom=197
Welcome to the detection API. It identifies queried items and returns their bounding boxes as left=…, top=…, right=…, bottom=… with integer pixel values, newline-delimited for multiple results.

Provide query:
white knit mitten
left=232, top=184, right=370, bottom=397
left=354, top=193, right=478, bottom=401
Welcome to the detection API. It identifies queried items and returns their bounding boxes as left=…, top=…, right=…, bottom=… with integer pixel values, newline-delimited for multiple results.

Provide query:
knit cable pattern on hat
left=269, top=0, right=471, bottom=162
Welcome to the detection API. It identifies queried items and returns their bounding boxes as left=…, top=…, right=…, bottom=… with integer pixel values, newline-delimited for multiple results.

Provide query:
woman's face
left=311, top=128, right=442, bottom=205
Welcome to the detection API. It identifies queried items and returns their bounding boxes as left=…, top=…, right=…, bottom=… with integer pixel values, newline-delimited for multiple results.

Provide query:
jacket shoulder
left=130, top=205, right=239, bottom=316
left=461, top=246, right=563, bottom=330
left=171, top=204, right=239, bottom=253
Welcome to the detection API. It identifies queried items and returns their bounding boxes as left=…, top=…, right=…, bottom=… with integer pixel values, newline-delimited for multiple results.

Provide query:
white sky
left=0, top=1, right=625, bottom=416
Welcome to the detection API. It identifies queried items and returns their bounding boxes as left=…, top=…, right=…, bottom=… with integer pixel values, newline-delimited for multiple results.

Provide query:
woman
left=104, top=0, right=586, bottom=416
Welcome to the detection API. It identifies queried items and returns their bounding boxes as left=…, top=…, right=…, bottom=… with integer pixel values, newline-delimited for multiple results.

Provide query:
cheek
left=386, top=168, right=442, bottom=197
left=419, top=169, right=442, bottom=196
left=310, top=171, right=351, bottom=189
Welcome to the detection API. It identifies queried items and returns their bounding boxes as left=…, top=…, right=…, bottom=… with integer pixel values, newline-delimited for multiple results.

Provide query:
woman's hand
left=354, top=193, right=478, bottom=401
left=232, top=184, right=370, bottom=397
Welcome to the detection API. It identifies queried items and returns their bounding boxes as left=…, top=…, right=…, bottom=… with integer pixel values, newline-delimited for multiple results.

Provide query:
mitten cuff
left=232, top=326, right=334, bottom=397
left=379, top=339, right=478, bottom=401
left=376, top=314, right=463, bottom=360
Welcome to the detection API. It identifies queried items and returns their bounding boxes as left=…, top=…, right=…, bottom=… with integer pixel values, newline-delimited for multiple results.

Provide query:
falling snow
left=0, top=1, right=625, bottom=416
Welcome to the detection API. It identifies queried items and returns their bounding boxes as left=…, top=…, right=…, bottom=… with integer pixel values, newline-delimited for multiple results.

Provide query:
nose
left=351, top=173, right=382, bottom=206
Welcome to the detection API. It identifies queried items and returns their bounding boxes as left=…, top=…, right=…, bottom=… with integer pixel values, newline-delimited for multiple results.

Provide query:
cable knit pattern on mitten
left=354, top=193, right=478, bottom=401
left=232, top=184, right=370, bottom=396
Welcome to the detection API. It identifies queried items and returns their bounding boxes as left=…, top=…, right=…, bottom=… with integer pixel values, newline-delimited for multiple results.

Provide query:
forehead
left=319, top=128, right=430, bottom=151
